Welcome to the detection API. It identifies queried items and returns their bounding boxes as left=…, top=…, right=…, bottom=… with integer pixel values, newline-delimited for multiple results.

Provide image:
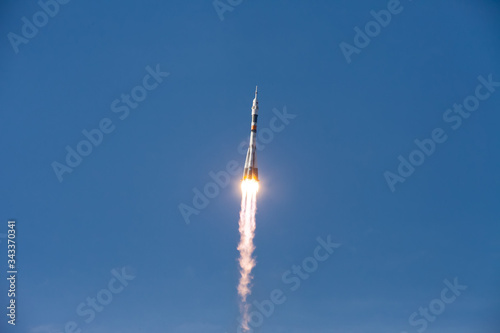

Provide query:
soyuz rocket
left=242, top=87, right=259, bottom=182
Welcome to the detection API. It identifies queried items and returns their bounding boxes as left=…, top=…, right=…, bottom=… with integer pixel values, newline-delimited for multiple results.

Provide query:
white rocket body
left=242, top=87, right=259, bottom=181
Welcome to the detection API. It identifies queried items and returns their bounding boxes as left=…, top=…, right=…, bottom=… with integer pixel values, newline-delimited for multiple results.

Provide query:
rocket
left=242, top=86, right=259, bottom=182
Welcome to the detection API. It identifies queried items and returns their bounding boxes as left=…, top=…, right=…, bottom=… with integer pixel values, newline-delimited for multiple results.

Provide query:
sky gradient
left=1, top=0, right=500, bottom=332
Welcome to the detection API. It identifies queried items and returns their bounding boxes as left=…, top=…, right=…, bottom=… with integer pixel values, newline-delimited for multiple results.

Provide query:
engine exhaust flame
left=237, top=179, right=259, bottom=331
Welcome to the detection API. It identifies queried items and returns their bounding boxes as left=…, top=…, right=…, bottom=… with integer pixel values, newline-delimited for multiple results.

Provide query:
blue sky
left=1, top=0, right=500, bottom=332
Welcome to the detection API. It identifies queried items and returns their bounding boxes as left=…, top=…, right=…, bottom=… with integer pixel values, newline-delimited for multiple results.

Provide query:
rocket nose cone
left=251, top=87, right=259, bottom=113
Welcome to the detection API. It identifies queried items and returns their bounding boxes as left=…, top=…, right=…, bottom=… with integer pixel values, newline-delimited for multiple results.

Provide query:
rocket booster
left=242, top=87, right=259, bottom=182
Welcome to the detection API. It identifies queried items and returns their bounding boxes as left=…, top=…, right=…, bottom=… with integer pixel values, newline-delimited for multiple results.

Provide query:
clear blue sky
left=1, top=0, right=499, bottom=332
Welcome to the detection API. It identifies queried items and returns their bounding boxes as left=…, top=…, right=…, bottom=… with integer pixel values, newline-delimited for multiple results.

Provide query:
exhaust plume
left=237, top=179, right=258, bottom=331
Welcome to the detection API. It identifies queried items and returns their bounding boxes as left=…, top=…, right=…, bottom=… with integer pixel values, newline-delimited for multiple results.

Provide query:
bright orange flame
left=241, top=179, right=259, bottom=193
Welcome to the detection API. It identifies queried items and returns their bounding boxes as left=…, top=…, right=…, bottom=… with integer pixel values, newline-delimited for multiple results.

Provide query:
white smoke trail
left=237, top=180, right=258, bottom=332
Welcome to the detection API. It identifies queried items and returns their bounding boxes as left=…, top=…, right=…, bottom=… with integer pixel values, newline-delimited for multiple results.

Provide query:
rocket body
left=242, top=87, right=259, bottom=181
